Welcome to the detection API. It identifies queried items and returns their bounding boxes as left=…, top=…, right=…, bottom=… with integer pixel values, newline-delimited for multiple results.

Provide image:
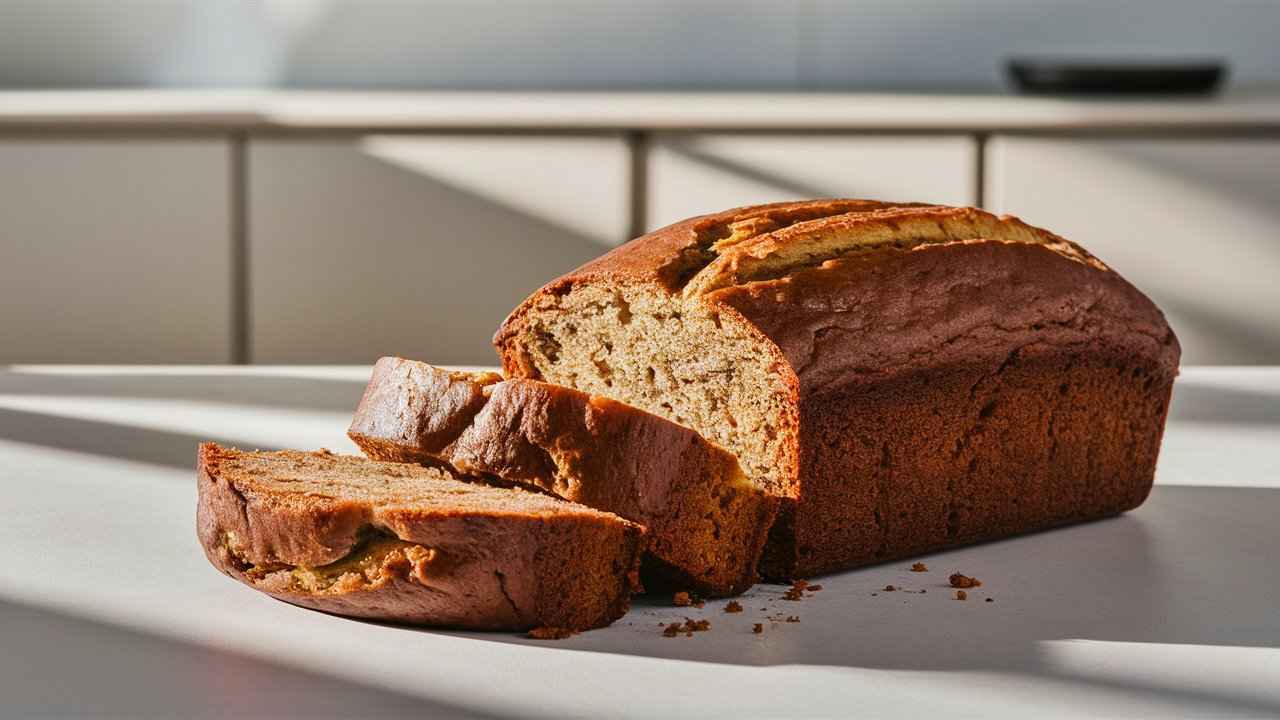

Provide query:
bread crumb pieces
left=752, top=623, right=764, bottom=634
left=673, top=591, right=691, bottom=606
left=949, top=573, right=982, bottom=589
left=782, top=579, right=809, bottom=601
left=955, top=590, right=968, bottom=601
left=724, top=601, right=743, bottom=613
left=785, top=615, right=800, bottom=623
left=662, top=618, right=711, bottom=637
left=807, top=584, right=823, bottom=592
left=527, top=627, right=575, bottom=640
left=910, top=562, right=928, bottom=572
left=883, top=584, right=897, bottom=592
left=985, top=597, right=994, bottom=603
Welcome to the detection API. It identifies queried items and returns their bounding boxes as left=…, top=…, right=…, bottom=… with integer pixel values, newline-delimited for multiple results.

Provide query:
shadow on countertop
left=0, top=597, right=500, bottom=720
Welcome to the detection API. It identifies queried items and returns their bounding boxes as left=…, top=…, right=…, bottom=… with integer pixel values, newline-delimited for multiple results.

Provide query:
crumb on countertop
left=753, top=623, right=764, bottom=634
left=785, top=615, right=800, bottom=623
left=528, top=627, right=575, bottom=640
left=782, top=580, right=808, bottom=601
left=910, top=562, right=928, bottom=572
left=806, top=584, right=823, bottom=592
left=949, top=573, right=982, bottom=589
left=955, top=590, right=968, bottom=601
left=883, top=584, right=897, bottom=592
left=662, top=618, right=711, bottom=637
left=724, top=601, right=743, bottom=613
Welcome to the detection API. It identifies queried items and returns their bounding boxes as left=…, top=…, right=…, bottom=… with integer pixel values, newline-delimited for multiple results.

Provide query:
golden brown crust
left=348, top=358, right=778, bottom=596
left=196, top=443, right=644, bottom=631
left=495, top=199, right=1182, bottom=579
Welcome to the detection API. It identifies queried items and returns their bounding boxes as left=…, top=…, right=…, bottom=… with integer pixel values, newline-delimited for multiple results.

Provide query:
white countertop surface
left=3, top=90, right=1280, bottom=131
left=1, top=365, right=1277, bottom=718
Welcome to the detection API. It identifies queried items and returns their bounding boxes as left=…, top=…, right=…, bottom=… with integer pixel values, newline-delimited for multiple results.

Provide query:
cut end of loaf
left=497, top=282, right=800, bottom=501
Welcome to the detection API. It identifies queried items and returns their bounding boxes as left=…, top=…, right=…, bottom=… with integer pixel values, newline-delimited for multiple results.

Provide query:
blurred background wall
left=1, top=0, right=1278, bottom=91
left=2, top=0, right=1278, bottom=367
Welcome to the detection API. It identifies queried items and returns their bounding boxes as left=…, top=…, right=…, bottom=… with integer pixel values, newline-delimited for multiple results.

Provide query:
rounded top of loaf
left=493, top=199, right=1106, bottom=347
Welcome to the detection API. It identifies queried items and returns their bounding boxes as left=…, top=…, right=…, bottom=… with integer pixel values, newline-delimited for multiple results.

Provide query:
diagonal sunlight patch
left=1158, top=367, right=1280, bottom=487
left=359, top=135, right=629, bottom=248
left=0, top=395, right=357, bottom=457
left=1039, top=640, right=1280, bottom=717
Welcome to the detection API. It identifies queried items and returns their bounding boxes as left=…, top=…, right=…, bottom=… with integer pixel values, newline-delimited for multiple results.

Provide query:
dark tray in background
left=1007, top=58, right=1226, bottom=95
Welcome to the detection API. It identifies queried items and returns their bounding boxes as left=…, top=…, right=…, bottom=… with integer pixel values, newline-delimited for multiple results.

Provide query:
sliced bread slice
left=348, top=357, right=777, bottom=597
left=196, top=442, right=644, bottom=632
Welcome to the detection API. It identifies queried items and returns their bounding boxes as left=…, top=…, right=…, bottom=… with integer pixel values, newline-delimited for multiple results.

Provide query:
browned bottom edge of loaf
left=759, top=344, right=1174, bottom=580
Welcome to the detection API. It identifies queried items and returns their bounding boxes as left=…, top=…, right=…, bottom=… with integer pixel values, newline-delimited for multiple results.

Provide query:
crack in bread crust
left=663, top=199, right=926, bottom=290
left=684, top=206, right=1105, bottom=298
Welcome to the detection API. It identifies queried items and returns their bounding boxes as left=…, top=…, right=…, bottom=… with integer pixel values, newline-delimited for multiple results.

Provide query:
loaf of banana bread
left=196, top=443, right=644, bottom=631
left=495, top=200, right=1181, bottom=578
left=348, top=357, right=777, bottom=596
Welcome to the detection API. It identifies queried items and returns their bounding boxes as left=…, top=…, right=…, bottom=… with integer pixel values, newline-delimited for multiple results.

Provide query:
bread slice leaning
left=348, top=357, right=777, bottom=597
left=196, top=443, right=644, bottom=632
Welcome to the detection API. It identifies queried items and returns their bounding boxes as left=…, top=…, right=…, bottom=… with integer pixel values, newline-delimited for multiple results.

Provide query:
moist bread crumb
left=949, top=573, right=982, bottom=589
left=725, top=601, right=744, bottom=613
left=911, top=563, right=929, bottom=572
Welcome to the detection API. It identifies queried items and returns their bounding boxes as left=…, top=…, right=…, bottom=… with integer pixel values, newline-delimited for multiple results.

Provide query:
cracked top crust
left=497, top=199, right=1178, bottom=395
left=195, top=443, right=643, bottom=631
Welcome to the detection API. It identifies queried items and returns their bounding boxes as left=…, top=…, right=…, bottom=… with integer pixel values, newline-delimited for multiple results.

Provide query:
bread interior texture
left=513, top=283, right=795, bottom=498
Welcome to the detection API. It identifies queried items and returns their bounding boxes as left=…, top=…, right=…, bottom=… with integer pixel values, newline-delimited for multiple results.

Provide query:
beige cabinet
left=0, top=139, right=232, bottom=363
left=646, top=133, right=977, bottom=230
left=986, top=137, right=1280, bottom=365
left=248, top=136, right=630, bottom=365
